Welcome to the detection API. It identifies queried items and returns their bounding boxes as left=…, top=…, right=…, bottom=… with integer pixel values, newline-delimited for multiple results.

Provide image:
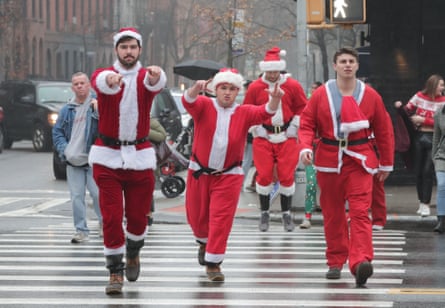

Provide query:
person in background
left=89, top=27, right=167, bottom=295
left=300, top=81, right=322, bottom=229
left=432, top=104, right=445, bottom=234
left=370, top=112, right=394, bottom=231
left=241, top=80, right=256, bottom=192
left=299, top=47, right=394, bottom=287
left=183, top=68, right=281, bottom=282
left=244, top=46, right=307, bottom=232
left=52, top=72, right=103, bottom=243
left=147, top=117, right=167, bottom=226
left=395, top=74, right=445, bottom=217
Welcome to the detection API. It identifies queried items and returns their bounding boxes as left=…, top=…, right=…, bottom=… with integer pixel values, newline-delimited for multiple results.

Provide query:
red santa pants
left=185, top=172, right=243, bottom=264
left=371, top=175, right=387, bottom=227
left=253, top=138, right=299, bottom=190
left=317, top=156, right=374, bottom=275
left=93, top=164, right=154, bottom=251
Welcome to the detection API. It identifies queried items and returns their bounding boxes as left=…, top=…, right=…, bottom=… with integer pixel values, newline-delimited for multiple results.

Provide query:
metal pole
left=295, top=0, right=308, bottom=93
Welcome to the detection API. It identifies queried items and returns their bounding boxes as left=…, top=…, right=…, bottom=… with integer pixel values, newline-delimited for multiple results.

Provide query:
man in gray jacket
left=52, top=72, right=102, bottom=243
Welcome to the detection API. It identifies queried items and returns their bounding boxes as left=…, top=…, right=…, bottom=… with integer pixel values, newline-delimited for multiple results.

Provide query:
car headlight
left=48, top=113, right=58, bottom=126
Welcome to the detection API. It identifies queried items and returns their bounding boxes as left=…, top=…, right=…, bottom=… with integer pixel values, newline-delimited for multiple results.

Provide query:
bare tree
left=0, top=0, right=28, bottom=80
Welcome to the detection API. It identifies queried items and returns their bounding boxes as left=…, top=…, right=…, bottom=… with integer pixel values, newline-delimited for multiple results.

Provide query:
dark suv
left=0, top=80, right=73, bottom=152
left=52, top=88, right=183, bottom=179
left=0, top=106, right=4, bottom=153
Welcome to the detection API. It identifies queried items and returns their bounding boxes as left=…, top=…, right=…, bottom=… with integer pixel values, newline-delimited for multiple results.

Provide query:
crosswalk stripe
left=0, top=298, right=394, bottom=307
left=0, top=223, right=405, bottom=307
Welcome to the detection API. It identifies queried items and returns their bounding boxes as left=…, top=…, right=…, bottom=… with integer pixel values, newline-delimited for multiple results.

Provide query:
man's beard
left=118, top=55, right=139, bottom=68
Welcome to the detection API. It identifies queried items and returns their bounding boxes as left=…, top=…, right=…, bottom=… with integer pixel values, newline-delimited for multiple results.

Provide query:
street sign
left=330, top=0, right=366, bottom=24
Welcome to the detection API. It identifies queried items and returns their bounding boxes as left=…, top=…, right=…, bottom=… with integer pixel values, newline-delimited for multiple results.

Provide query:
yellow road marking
left=389, top=288, right=445, bottom=295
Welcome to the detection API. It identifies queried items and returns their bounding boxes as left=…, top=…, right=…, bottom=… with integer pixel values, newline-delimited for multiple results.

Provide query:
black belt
left=321, top=137, right=369, bottom=148
left=192, top=154, right=242, bottom=179
left=98, top=133, right=149, bottom=146
left=262, top=121, right=290, bottom=134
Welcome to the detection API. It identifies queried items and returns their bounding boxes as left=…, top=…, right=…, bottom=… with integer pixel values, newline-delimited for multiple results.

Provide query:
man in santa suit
left=89, top=27, right=167, bottom=295
left=243, top=46, right=307, bottom=232
left=183, top=68, right=282, bottom=281
left=299, top=47, right=394, bottom=288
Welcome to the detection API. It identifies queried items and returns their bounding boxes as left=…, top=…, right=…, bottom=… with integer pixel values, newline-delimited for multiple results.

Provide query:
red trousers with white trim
left=371, top=175, right=387, bottom=227
left=93, top=164, right=154, bottom=251
left=317, top=156, right=374, bottom=275
left=185, top=172, right=243, bottom=263
left=253, top=137, right=299, bottom=189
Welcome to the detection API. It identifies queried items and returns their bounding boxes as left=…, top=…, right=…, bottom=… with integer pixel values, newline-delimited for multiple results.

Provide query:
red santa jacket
left=299, top=80, right=394, bottom=174
left=182, top=92, right=275, bottom=174
left=243, top=74, right=307, bottom=127
left=89, top=61, right=166, bottom=170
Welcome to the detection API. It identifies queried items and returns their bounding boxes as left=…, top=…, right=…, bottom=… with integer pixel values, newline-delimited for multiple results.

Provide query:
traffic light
left=307, top=0, right=325, bottom=25
left=330, top=0, right=366, bottom=24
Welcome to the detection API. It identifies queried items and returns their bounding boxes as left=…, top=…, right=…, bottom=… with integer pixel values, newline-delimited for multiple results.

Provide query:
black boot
left=259, top=194, right=270, bottom=232
left=105, top=254, right=125, bottom=295
left=280, top=194, right=295, bottom=232
left=434, top=216, right=445, bottom=234
left=126, top=238, right=144, bottom=282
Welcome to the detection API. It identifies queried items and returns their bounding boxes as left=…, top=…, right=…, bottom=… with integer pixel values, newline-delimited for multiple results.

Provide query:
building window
left=39, top=0, right=43, bottom=19
left=32, top=0, right=36, bottom=18
left=46, top=0, right=50, bottom=30
left=55, top=0, right=59, bottom=30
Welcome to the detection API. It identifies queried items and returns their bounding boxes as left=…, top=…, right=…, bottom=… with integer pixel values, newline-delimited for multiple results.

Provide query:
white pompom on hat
left=113, top=27, right=142, bottom=48
left=259, top=46, right=287, bottom=72
left=207, top=68, right=244, bottom=94
left=340, top=96, right=369, bottom=134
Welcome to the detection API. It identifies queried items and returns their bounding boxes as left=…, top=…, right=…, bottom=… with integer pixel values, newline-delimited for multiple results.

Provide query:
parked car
left=0, top=80, right=73, bottom=152
left=53, top=88, right=183, bottom=180
left=0, top=106, right=4, bottom=153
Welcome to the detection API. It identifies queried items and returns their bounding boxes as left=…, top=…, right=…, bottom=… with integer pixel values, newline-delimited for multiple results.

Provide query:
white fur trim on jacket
left=88, top=145, right=157, bottom=170
left=96, top=70, right=121, bottom=95
left=278, top=183, right=295, bottom=196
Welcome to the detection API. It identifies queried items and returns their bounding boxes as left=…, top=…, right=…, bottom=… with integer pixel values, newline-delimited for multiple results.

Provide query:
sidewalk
left=152, top=178, right=438, bottom=226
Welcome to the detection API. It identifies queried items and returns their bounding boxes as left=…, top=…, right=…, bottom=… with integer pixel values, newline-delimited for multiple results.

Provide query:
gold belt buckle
left=273, top=126, right=281, bottom=134
left=338, top=138, right=348, bottom=149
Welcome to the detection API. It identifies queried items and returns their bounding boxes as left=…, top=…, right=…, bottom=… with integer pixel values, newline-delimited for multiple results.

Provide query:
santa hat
left=340, top=96, right=369, bottom=134
left=113, top=27, right=142, bottom=48
left=207, top=68, right=244, bottom=94
left=259, top=46, right=287, bottom=72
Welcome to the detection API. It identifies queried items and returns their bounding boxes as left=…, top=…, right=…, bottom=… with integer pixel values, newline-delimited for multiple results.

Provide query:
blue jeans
left=67, top=164, right=102, bottom=233
left=436, top=171, right=445, bottom=216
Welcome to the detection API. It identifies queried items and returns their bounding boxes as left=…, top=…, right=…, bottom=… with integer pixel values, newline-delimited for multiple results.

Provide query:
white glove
left=251, top=125, right=269, bottom=139
left=286, top=125, right=298, bottom=138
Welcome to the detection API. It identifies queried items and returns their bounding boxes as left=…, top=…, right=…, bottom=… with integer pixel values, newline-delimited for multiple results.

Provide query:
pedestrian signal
left=330, top=0, right=366, bottom=24
left=307, top=0, right=325, bottom=25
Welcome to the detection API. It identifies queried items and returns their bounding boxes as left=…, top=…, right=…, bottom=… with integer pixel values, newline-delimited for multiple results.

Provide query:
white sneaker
left=299, top=219, right=311, bottom=229
left=71, top=232, right=89, bottom=244
left=416, top=203, right=423, bottom=215
left=420, top=204, right=430, bottom=217
left=372, top=224, right=384, bottom=231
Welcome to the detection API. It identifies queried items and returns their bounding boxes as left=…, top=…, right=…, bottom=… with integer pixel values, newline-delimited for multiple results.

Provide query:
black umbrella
left=173, top=59, right=225, bottom=80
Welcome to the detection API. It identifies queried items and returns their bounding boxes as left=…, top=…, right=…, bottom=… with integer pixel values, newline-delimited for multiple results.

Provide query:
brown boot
left=126, top=238, right=144, bottom=282
left=105, top=254, right=124, bottom=295
left=106, top=272, right=124, bottom=295
left=206, top=262, right=225, bottom=282
left=126, top=255, right=140, bottom=282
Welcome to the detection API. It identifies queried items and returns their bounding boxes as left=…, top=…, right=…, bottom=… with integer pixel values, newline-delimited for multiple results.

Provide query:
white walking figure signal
left=333, top=0, right=348, bottom=18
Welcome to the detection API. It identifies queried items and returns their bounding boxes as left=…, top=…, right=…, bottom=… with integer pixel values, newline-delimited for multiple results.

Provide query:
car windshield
left=171, top=93, right=186, bottom=114
left=37, top=85, right=73, bottom=103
